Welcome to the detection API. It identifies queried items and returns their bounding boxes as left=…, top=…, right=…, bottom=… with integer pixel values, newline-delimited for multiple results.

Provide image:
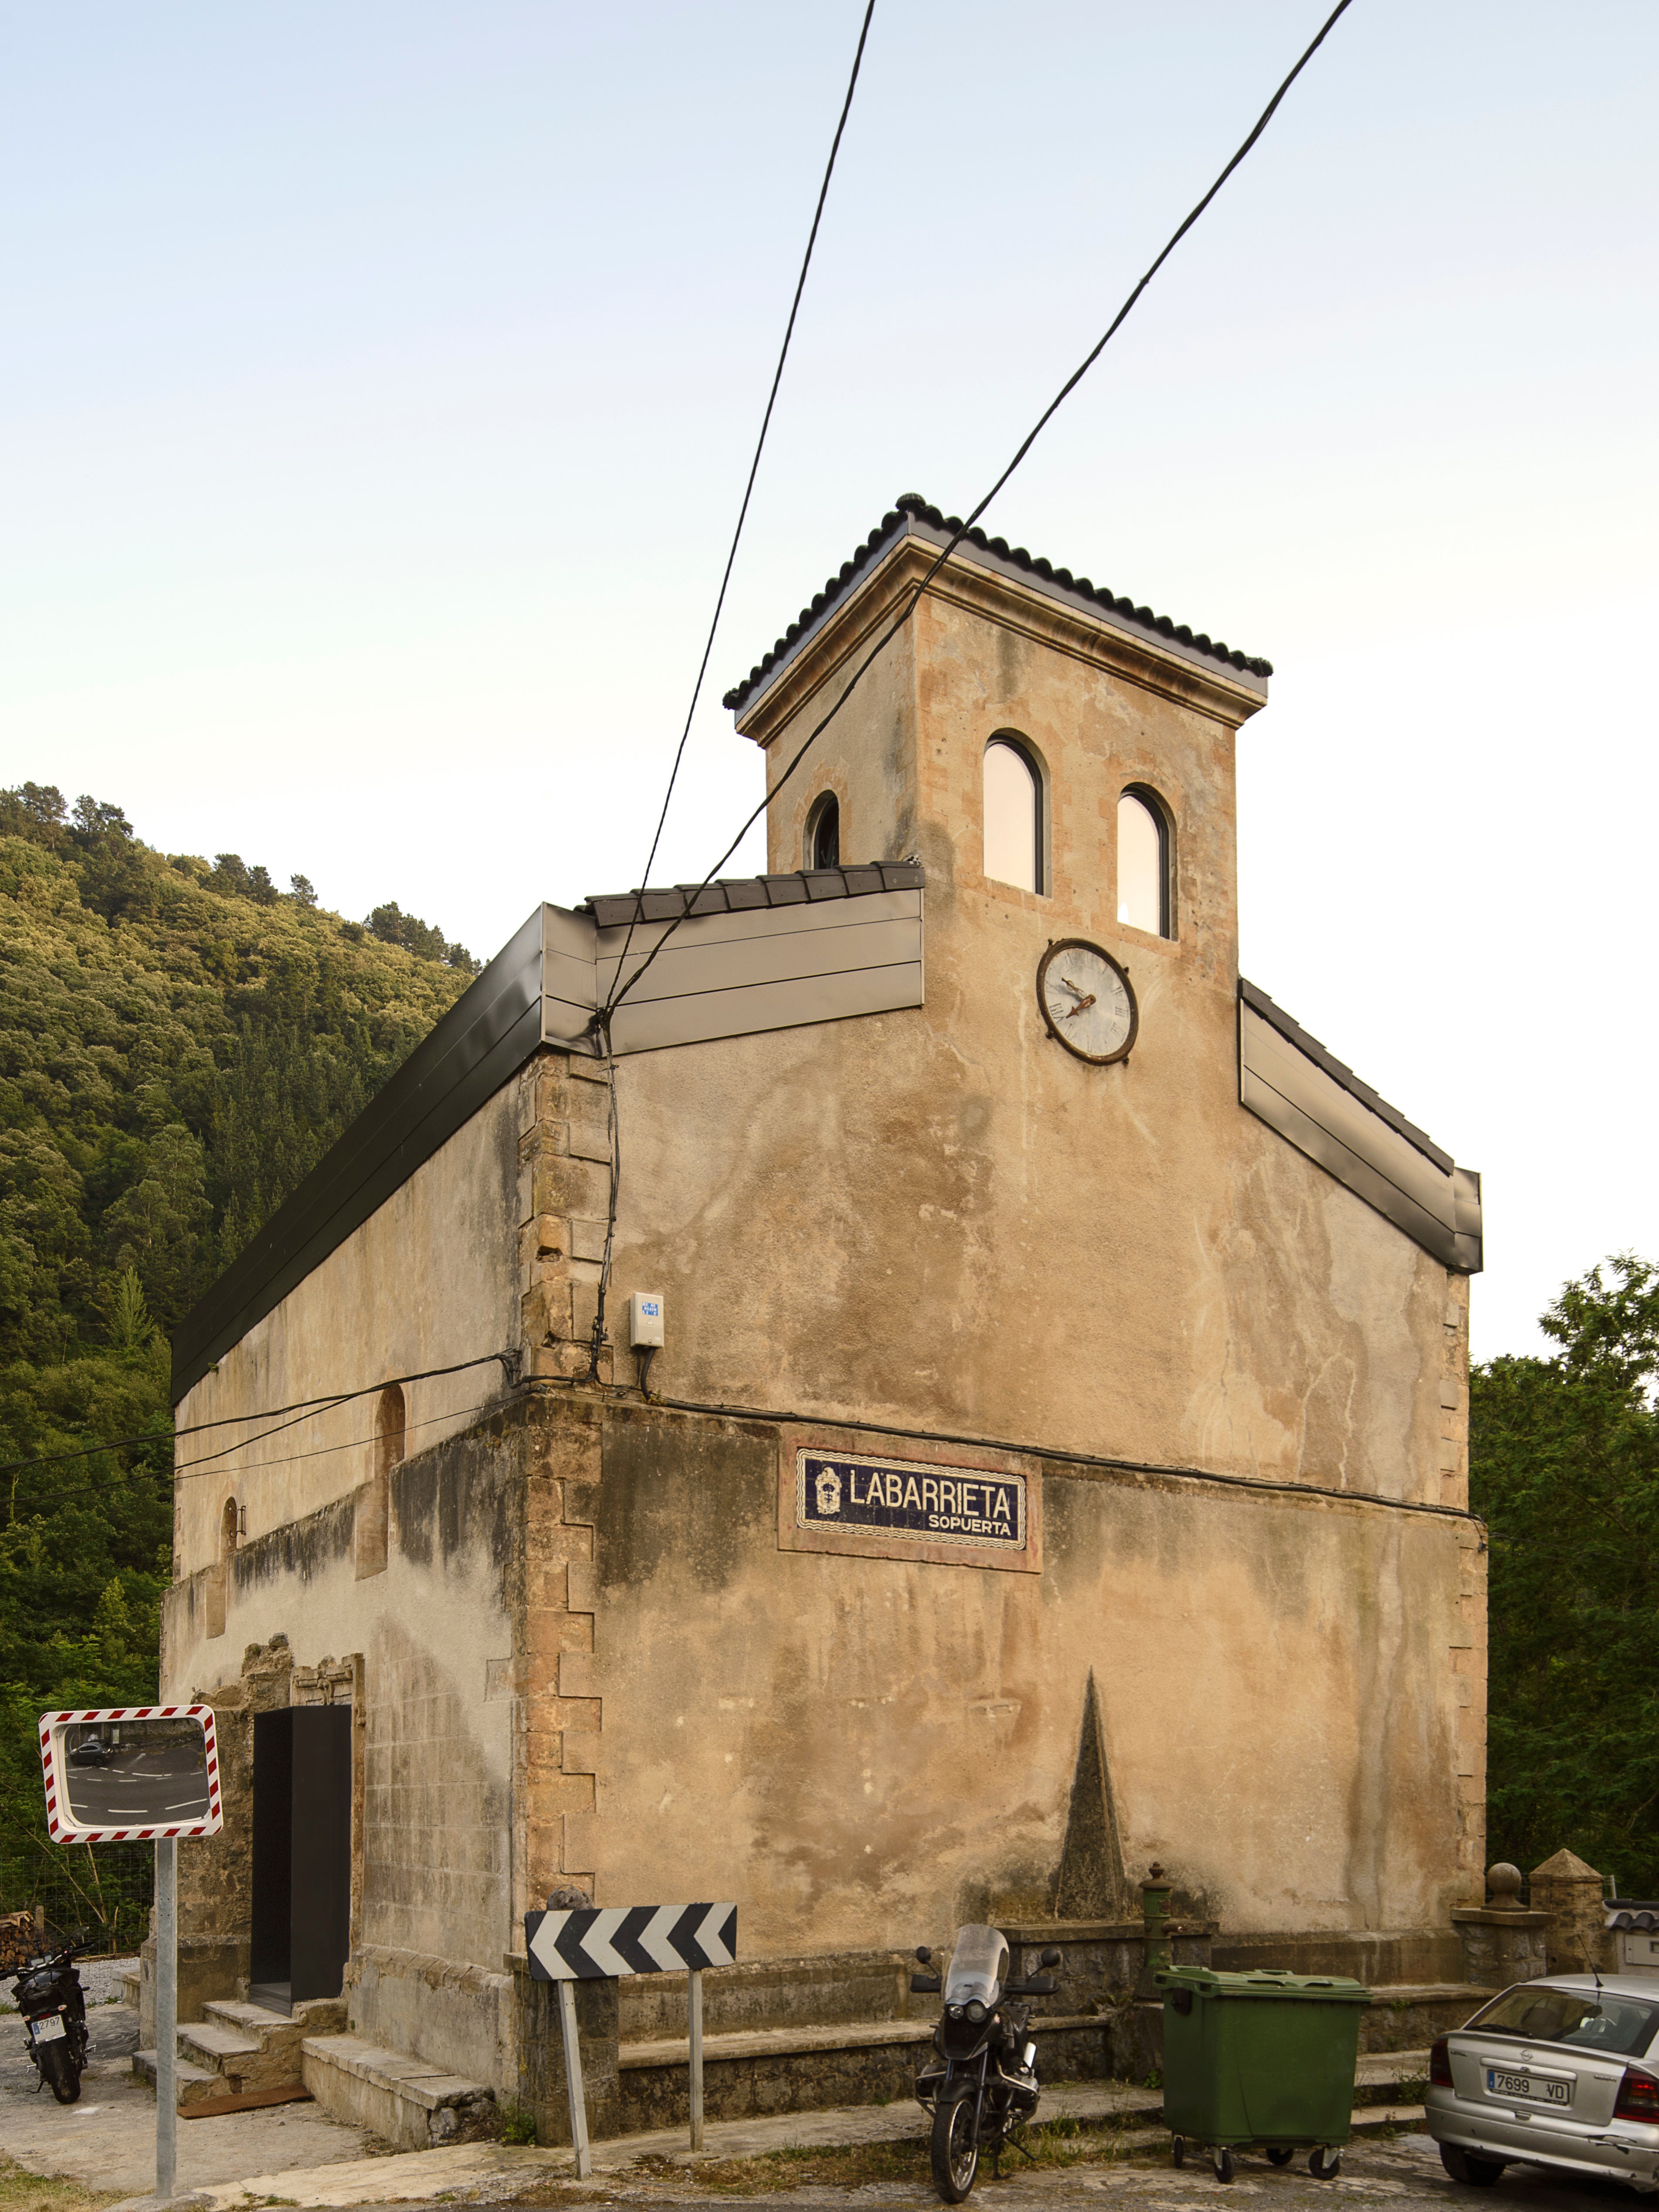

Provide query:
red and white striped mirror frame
left=37, top=1705, right=222, bottom=1844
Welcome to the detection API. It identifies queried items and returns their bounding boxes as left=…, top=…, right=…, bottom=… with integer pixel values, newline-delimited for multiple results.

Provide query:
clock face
left=1036, top=939, right=1138, bottom=1065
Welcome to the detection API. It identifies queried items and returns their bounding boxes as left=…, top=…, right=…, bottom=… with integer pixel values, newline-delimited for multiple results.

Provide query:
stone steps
left=299, top=2032, right=497, bottom=2154
left=133, top=1993, right=344, bottom=2114
left=133, top=2046, right=313, bottom=2116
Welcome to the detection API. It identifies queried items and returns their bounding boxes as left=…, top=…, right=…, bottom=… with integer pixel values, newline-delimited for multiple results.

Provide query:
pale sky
left=3, top=3, right=1655, bottom=1362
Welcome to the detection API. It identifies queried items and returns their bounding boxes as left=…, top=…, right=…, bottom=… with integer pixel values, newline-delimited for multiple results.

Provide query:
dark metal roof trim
left=583, top=861, right=922, bottom=930
left=723, top=494, right=1274, bottom=715
left=172, top=909, right=546, bottom=1403
left=1240, top=980, right=1451, bottom=1171
left=173, top=868, right=930, bottom=1402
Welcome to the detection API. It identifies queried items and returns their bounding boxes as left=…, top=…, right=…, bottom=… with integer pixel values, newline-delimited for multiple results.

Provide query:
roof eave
left=735, top=516, right=1269, bottom=750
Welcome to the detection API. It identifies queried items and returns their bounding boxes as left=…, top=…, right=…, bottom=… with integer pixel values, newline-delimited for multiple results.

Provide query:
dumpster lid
left=1156, top=1966, right=1370, bottom=2003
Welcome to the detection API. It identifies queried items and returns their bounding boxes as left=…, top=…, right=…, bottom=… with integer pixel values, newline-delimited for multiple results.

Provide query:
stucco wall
left=564, top=1403, right=1480, bottom=1951
left=585, top=550, right=1467, bottom=1508
left=163, top=1409, right=523, bottom=1991
left=170, top=1076, right=523, bottom=1585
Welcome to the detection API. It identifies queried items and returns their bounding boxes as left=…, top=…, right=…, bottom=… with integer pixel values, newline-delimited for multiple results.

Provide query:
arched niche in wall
left=354, top=1383, right=404, bottom=1581
left=983, top=736, right=1045, bottom=894
left=206, top=1495, right=239, bottom=1638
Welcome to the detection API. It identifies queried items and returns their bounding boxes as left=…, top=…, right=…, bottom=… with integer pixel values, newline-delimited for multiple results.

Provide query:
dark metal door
left=250, top=1709, right=294, bottom=1992
left=249, top=1705, right=352, bottom=2011
left=290, top=1706, right=351, bottom=2005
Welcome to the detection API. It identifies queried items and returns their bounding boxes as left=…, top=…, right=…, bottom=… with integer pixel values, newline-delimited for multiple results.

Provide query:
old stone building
left=151, top=495, right=1485, bottom=2142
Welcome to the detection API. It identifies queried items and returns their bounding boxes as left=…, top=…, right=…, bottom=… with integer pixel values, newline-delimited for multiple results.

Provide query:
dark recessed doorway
left=250, top=1705, right=351, bottom=2016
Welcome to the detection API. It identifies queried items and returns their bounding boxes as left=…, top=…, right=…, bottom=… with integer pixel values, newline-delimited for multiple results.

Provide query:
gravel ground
left=0, top=1954, right=137, bottom=2012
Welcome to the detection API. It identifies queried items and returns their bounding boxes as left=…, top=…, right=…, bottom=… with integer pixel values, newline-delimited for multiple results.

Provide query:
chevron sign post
left=525, top=1902, right=736, bottom=1981
left=526, top=1903, right=736, bottom=2165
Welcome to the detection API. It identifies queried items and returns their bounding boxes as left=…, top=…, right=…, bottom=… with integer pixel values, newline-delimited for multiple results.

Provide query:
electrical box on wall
left=630, top=1292, right=665, bottom=1348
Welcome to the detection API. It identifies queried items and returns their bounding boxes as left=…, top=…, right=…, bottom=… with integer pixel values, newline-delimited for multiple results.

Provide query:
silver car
left=1427, top=1974, right=1659, bottom=2192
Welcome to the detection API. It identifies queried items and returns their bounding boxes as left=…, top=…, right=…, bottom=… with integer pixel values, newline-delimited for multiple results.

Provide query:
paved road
left=364, top=2131, right=1640, bottom=2212
left=61, top=1738, right=210, bottom=1827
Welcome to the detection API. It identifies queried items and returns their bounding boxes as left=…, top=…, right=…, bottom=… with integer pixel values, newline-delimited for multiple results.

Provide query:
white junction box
left=629, top=1292, right=665, bottom=1348
left=1621, top=1933, right=1659, bottom=1969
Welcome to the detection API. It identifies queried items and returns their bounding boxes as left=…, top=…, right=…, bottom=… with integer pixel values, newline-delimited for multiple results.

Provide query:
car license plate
left=1488, top=2068, right=1570, bottom=2105
left=30, top=2015, right=64, bottom=2043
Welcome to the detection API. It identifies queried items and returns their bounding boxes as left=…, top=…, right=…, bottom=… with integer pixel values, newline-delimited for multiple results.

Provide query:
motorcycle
left=913, top=1924, right=1062, bottom=2202
left=10, top=1944, right=89, bottom=2103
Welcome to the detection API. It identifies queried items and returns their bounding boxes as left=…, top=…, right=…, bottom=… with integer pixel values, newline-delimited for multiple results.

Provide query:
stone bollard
left=1451, top=1863, right=1550, bottom=1987
left=1530, top=1849, right=1617, bottom=1979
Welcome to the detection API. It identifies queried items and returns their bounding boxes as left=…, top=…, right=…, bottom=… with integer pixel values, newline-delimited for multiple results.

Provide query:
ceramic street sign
left=526, top=1903, right=737, bottom=1981
left=797, top=1450, right=1027, bottom=1553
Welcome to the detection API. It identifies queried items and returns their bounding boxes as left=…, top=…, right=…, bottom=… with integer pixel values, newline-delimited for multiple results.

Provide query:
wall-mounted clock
left=1036, top=939, right=1138, bottom=1065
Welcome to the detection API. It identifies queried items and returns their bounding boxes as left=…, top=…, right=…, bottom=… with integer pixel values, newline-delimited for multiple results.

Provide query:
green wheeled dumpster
left=1156, top=1966, right=1371, bottom=2184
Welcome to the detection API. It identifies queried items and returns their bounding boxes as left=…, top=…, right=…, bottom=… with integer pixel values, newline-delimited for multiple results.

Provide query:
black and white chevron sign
left=525, top=1903, right=737, bottom=1981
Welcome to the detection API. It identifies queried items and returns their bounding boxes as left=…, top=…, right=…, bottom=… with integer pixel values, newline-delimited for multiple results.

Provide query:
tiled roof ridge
left=723, top=493, right=1273, bottom=712
left=583, top=860, right=923, bottom=930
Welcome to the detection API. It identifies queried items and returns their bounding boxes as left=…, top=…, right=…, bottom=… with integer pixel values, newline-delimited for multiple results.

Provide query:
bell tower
left=725, top=493, right=1270, bottom=997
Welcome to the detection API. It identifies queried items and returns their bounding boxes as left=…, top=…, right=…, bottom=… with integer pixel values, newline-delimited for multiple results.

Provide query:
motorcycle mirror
left=915, top=1945, right=933, bottom=1965
left=39, top=1706, right=221, bottom=1844
left=1040, top=1947, right=1062, bottom=1969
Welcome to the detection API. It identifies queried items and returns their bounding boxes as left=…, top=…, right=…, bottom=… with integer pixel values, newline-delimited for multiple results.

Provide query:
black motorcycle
left=913, top=1924, right=1062, bottom=2201
left=11, top=1945, right=88, bottom=2103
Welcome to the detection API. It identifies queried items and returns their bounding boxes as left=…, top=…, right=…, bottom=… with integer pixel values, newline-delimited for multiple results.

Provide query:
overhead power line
left=607, top=0, right=879, bottom=1002
left=0, top=1350, right=518, bottom=1486
left=603, top=0, right=1358, bottom=1023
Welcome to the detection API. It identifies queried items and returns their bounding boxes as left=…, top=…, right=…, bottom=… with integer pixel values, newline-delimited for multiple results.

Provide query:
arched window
left=983, top=738, right=1043, bottom=894
left=355, top=1384, right=404, bottom=1581
left=220, top=1497, right=239, bottom=1560
left=805, top=791, right=840, bottom=871
left=1117, top=787, right=1171, bottom=937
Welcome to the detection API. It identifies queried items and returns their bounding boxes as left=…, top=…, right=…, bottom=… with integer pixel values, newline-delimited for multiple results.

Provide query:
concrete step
left=1355, top=2046, right=1430, bottom=2098
left=193, top=1996, right=338, bottom=2092
left=300, top=2032, right=496, bottom=2154
left=619, top=2011, right=1156, bottom=2134
left=134, top=2045, right=313, bottom=2116
left=615, top=2014, right=1438, bottom=2136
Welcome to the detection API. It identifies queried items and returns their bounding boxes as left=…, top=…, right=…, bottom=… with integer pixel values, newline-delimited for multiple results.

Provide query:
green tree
left=0, top=777, right=478, bottom=1907
left=1472, top=1254, right=1659, bottom=1892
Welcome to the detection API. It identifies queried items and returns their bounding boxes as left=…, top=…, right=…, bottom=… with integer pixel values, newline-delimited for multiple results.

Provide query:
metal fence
left=18, top=1841, right=150, bottom=1956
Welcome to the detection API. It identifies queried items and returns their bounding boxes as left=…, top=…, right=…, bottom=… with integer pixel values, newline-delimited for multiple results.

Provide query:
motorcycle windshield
left=944, top=1924, right=1008, bottom=2007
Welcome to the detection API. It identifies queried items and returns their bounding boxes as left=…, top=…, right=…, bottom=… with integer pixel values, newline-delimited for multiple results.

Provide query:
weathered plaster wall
left=583, top=552, right=1467, bottom=1510
left=161, top=1408, right=532, bottom=2083
left=171, top=1076, right=523, bottom=1584
left=564, top=1401, right=1480, bottom=1951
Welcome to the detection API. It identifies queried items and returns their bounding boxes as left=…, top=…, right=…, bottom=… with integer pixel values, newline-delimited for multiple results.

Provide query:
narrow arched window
left=984, top=738, right=1042, bottom=893
left=805, top=792, right=840, bottom=871
left=1117, top=787, right=1171, bottom=937
left=355, top=1384, right=404, bottom=1581
left=220, top=1497, right=239, bottom=1560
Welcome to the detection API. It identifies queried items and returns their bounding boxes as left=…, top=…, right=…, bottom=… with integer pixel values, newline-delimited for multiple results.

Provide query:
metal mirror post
left=156, top=1835, right=177, bottom=2198
left=35, top=1706, right=221, bottom=2202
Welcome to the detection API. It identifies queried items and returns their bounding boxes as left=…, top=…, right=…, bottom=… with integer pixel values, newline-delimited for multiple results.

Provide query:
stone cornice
left=736, top=530, right=1268, bottom=755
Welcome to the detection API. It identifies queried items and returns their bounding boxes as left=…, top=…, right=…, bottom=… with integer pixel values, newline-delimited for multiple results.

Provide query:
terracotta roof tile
left=723, top=494, right=1273, bottom=713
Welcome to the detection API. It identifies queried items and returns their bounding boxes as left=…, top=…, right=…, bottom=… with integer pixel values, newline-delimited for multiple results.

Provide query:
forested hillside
left=0, top=782, right=474, bottom=1938
left=1473, top=1254, right=1659, bottom=1897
